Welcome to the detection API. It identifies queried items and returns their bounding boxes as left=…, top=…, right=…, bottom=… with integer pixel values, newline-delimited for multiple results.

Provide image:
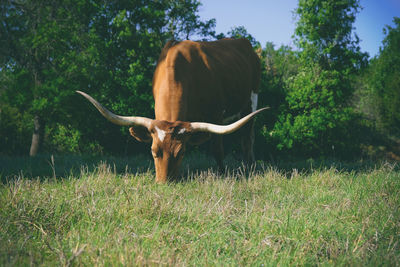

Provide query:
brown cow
left=77, top=38, right=267, bottom=183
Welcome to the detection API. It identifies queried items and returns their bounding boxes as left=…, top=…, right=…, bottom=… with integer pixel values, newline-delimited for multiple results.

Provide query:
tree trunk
left=29, top=115, right=43, bottom=156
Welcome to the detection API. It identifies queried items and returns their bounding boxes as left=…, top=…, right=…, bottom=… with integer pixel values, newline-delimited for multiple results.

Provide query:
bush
left=46, top=124, right=81, bottom=154
left=271, top=65, right=360, bottom=157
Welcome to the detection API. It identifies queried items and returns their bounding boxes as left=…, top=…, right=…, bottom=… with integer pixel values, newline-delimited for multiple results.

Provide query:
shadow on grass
left=0, top=154, right=154, bottom=183
left=1, top=151, right=397, bottom=184
left=177, top=152, right=398, bottom=182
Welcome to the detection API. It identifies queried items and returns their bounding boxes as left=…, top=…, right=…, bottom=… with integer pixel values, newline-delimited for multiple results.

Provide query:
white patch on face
left=178, top=128, right=186, bottom=135
left=251, top=92, right=258, bottom=112
left=155, top=126, right=166, bottom=142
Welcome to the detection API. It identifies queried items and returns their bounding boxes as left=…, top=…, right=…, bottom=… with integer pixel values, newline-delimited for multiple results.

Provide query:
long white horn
left=76, top=91, right=152, bottom=128
left=190, top=107, right=269, bottom=134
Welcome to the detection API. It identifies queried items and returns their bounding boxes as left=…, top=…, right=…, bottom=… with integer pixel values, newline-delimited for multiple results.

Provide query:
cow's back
left=152, top=39, right=260, bottom=123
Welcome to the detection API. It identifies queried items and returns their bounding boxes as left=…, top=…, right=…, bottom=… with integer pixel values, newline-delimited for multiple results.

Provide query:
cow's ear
left=129, top=126, right=152, bottom=143
left=188, top=132, right=211, bottom=145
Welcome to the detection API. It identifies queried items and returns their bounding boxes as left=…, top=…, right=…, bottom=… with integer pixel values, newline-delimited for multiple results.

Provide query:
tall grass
left=1, top=155, right=399, bottom=266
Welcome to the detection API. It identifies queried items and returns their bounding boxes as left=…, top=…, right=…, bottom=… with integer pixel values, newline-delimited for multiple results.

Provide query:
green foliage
left=294, top=0, right=366, bottom=72
left=166, top=0, right=218, bottom=40
left=367, top=17, right=400, bottom=135
left=0, top=104, right=33, bottom=155
left=273, top=65, right=357, bottom=155
left=1, top=158, right=399, bottom=265
left=272, top=0, right=367, bottom=157
left=254, top=43, right=299, bottom=158
left=46, top=124, right=81, bottom=153
left=0, top=0, right=216, bottom=156
left=227, top=26, right=260, bottom=47
left=0, top=69, right=33, bottom=155
left=1, top=0, right=397, bottom=160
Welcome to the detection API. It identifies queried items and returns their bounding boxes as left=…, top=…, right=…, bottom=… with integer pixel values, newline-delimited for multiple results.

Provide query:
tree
left=0, top=0, right=98, bottom=156
left=0, top=0, right=217, bottom=156
left=272, top=0, right=367, bottom=157
left=166, top=0, right=217, bottom=40
left=368, top=17, right=400, bottom=135
left=254, top=42, right=299, bottom=158
left=227, top=26, right=260, bottom=47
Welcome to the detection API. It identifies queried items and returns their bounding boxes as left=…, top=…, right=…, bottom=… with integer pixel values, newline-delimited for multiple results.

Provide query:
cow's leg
left=240, top=93, right=258, bottom=163
left=240, top=117, right=255, bottom=163
left=211, top=135, right=224, bottom=171
left=243, top=121, right=255, bottom=162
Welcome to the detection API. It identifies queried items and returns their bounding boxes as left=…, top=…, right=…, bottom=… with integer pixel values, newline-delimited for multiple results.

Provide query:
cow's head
left=128, top=120, right=192, bottom=182
left=77, top=91, right=267, bottom=183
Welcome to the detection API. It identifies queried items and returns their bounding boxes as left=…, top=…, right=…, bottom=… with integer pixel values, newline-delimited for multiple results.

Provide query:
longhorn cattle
left=77, top=38, right=266, bottom=183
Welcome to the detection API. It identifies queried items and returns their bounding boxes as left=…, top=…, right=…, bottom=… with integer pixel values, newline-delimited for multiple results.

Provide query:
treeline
left=1, top=0, right=399, bottom=160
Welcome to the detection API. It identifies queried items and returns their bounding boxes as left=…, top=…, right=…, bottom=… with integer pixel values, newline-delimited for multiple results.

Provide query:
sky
left=198, top=0, right=400, bottom=58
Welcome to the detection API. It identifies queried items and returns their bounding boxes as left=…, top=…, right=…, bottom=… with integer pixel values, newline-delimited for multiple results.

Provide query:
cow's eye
left=151, top=148, right=162, bottom=158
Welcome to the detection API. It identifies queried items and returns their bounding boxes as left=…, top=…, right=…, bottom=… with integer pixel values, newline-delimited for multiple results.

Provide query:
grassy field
left=1, top=154, right=399, bottom=266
